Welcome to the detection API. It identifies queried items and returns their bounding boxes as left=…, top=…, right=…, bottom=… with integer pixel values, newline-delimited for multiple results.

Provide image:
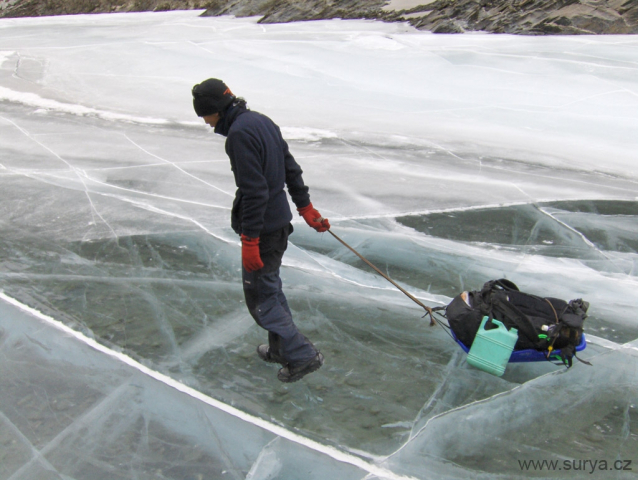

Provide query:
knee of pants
left=243, top=272, right=261, bottom=323
left=243, top=269, right=287, bottom=327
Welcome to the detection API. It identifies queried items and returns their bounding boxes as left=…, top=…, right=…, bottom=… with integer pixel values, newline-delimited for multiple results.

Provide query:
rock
left=430, top=18, right=466, bottom=34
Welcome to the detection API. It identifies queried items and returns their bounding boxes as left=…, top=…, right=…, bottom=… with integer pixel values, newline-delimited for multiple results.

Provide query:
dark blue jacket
left=215, top=103, right=311, bottom=237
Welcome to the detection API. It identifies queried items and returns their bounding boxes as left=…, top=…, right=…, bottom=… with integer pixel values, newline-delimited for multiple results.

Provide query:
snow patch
left=0, top=50, right=15, bottom=65
left=281, top=126, right=338, bottom=142
left=0, top=86, right=169, bottom=125
left=382, top=0, right=437, bottom=12
left=351, top=34, right=405, bottom=51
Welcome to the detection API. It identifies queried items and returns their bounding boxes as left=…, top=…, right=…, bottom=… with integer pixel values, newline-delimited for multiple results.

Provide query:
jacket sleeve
left=226, top=129, right=269, bottom=238
left=281, top=136, right=310, bottom=209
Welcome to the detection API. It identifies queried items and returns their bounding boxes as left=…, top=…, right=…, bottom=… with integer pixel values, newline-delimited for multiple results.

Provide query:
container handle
left=490, top=319, right=505, bottom=329
left=480, top=316, right=503, bottom=330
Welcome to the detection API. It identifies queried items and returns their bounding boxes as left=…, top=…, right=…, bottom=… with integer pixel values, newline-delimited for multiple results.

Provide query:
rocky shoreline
left=0, top=0, right=205, bottom=18
left=201, top=0, right=638, bottom=35
left=1, top=0, right=637, bottom=35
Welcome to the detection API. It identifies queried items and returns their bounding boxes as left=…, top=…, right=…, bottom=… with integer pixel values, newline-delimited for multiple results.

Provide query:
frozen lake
left=0, top=10, right=637, bottom=479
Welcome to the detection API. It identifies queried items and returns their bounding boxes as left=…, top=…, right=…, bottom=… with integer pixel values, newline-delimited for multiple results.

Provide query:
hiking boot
left=277, top=352, right=324, bottom=383
left=257, top=344, right=286, bottom=365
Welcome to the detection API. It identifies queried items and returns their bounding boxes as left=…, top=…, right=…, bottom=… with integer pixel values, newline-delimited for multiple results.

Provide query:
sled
left=452, top=331, right=587, bottom=363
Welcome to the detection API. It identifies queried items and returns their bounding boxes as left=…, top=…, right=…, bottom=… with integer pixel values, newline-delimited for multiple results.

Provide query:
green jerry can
left=467, top=316, right=519, bottom=376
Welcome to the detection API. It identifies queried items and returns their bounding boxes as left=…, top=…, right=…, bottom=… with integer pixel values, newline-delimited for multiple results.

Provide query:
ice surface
left=1, top=10, right=637, bottom=479
left=0, top=297, right=388, bottom=480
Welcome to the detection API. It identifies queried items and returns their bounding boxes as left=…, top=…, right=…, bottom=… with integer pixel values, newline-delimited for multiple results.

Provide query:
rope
left=325, top=228, right=435, bottom=325
left=544, top=298, right=559, bottom=323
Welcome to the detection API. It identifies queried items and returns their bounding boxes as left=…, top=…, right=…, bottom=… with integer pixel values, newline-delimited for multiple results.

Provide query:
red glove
left=297, top=203, right=330, bottom=232
left=241, top=235, right=264, bottom=272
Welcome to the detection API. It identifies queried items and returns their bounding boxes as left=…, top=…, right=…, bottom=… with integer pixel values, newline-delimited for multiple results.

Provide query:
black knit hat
left=192, top=78, right=235, bottom=117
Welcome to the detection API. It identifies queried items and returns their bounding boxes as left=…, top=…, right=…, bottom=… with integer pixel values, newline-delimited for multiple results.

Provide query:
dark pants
left=242, top=224, right=317, bottom=365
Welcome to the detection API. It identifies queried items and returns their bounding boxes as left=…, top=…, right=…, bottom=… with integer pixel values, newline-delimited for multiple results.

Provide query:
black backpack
left=443, top=279, right=589, bottom=367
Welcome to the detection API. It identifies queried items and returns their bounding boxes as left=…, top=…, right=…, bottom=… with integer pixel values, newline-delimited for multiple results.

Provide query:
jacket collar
left=214, top=102, right=247, bottom=137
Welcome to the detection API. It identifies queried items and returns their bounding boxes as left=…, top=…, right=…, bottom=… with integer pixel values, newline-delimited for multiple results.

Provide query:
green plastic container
left=467, top=316, right=518, bottom=376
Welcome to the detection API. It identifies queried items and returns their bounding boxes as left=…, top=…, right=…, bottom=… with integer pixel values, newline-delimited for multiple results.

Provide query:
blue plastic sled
left=453, top=331, right=586, bottom=363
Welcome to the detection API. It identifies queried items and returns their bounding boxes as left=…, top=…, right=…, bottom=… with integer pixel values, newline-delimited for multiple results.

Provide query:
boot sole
left=277, top=353, right=324, bottom=383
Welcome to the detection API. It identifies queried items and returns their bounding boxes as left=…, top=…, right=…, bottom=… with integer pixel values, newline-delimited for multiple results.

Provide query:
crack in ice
left=122, top=133, right=233, bottom=197
left=1, top=115, right=120, bottom=241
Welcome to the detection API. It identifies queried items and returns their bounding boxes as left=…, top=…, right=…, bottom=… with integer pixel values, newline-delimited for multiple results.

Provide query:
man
left=192, top=78, right=330, bottom=383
